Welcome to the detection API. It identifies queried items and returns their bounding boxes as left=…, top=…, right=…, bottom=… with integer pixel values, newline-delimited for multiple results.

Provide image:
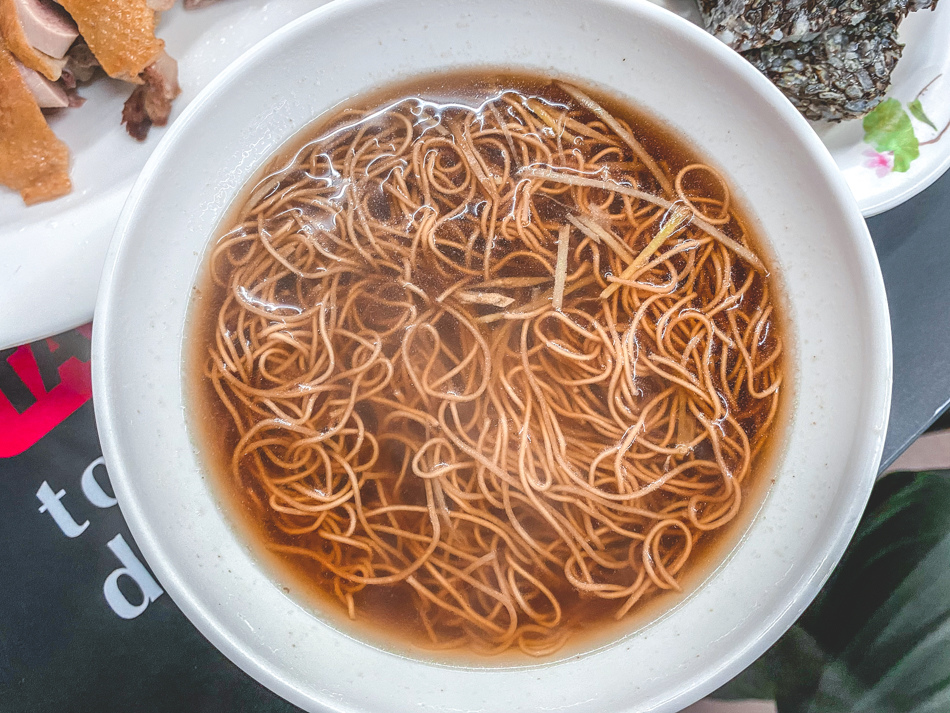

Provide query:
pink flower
left=863, top=149, right=894, bottom=178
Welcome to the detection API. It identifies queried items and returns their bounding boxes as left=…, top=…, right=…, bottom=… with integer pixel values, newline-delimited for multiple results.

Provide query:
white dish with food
left=92, top=0, right=891, bottom=711
left=2, top=0, right=942, bottom=348
left=0, top=0, right=334, bottom=349
left=815, top=3, right=950, bottom=217
left=657, top=0, right=950, bottom=217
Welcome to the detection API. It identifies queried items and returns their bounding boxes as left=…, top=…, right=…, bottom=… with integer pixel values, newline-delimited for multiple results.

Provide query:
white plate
left=0, top=0, right=333, bottom=350
left=811, top=5, right=950, bottom=216
left=658, top=1, right=950, bottom=216
left=4, top=0, right=944, bottom=346
left=93, top=0, right=892, bottom=710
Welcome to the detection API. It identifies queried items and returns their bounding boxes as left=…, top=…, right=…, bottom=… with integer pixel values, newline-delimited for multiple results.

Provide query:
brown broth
left=186, top=70, right=793, bottom=663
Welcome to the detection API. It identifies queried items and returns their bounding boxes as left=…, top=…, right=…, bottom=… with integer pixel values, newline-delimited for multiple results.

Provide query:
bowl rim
left=92, top=0, right=893, bottom=710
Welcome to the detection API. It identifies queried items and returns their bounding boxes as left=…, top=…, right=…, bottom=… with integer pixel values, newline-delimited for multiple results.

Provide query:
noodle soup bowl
left=93, top=0, right=891, bottom=711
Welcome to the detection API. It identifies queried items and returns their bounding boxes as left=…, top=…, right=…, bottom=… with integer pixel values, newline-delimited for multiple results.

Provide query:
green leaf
left=710, top=470, right=950, bottom=712
left=909, top=99, right=938, bottom=131
left=863, top=99, right=920, bottom=172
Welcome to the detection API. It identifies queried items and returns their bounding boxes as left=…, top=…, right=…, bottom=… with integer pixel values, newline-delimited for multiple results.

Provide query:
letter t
left=36, top=481, right=89, bottom=537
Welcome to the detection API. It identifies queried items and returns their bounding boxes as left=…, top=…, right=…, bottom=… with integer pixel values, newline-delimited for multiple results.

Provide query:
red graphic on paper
left=0, top=325, right=93, bottom=458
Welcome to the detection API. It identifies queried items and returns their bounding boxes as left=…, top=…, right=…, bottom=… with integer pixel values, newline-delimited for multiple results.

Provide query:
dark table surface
left=870, top=171, right=950, bottom=469
left=1, top=171, right=948, bottom=712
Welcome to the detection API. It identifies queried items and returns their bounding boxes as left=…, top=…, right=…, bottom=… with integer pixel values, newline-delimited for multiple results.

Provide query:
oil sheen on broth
left=188, top=71, right=787, bottom=659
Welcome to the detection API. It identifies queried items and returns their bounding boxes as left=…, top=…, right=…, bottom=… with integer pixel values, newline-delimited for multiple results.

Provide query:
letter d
left=103, top=534, right=164, bottom=619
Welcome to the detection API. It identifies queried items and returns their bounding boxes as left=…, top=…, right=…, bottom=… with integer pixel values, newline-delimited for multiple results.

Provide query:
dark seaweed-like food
left=698, top=0, right=931, bottom=51
left=744, top=17, right=903, bottom=121
left=696, top=0, right=940, bottom=122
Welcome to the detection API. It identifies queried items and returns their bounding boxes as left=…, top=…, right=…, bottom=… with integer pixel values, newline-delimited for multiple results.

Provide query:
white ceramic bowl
left=92, top=0, right=892, bottom=710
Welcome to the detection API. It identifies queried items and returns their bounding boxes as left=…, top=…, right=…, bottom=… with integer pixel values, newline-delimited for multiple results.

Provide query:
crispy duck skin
left=55, top=0, right=163, bottom=81
left=0, top=37, right=70, bottom=204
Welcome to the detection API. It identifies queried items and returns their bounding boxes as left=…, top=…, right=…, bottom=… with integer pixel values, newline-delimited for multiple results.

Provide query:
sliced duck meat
left=0, top=0, right=66, bottom=79
left=14, top=56, right=69, bottom=107
left=13, top=0, right=79, bottom=58
left=60, top=39, right=98, bottom=86
left=142, top=50, right=179, bottom=124
left=0, top=37, right=71, bottom=204
left=122, top=50, right=180, bottom=140
left=121, top=82, right=149, bottom=140
left=65, top=85, right=85, bottom=106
